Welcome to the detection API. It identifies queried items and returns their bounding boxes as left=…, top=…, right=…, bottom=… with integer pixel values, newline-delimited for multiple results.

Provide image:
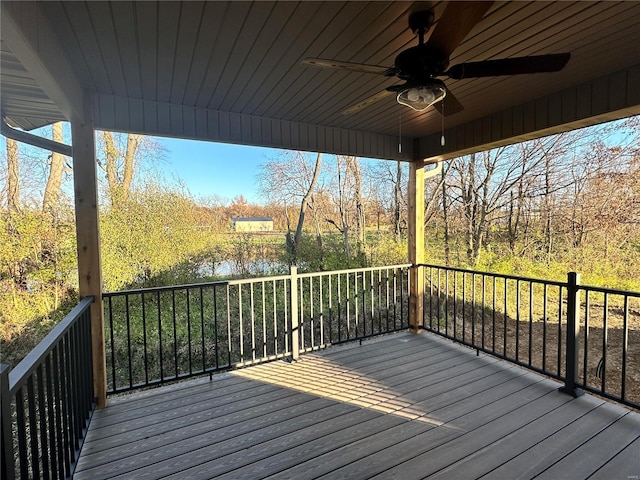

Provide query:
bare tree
left=346, top=156, right=366, bottom=249
left=371, top=159, right=406, bottom=242
left=394, top=161, right=403, bottom=240
left=291, top=152, right=322, bottom=255
left=42, top=122, right=69, bottom=215
left=6, top=138, right=19, bottom=214
left=326, top=155, right=352, bottom=260
left=98, top=131, right=143, bottom=205
left=441, top=163, right=451, bottom=265
left=258, top=151, right=324, bottom=257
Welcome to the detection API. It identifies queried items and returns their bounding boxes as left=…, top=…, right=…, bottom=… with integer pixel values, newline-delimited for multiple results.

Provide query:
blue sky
left=160, top=138, right=282, bottom=202
left=1, top=126, right=285, bottom=203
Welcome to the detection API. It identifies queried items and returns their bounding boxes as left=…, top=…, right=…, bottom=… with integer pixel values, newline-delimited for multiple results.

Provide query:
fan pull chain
left=441, top=101, right=445, bottom=146
left=398, top=113, right=402, bottom=154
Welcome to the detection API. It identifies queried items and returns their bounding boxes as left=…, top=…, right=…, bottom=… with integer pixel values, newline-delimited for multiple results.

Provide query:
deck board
left=74, top=332, right=639, bottom=480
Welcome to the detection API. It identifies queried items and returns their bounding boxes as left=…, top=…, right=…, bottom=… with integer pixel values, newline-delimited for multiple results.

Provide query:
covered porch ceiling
left=2, top=0, right=640, bottom=163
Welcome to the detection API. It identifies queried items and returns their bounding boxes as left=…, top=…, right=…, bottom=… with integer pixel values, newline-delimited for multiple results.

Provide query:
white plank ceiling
left=2, top=1, right=640, bottom=161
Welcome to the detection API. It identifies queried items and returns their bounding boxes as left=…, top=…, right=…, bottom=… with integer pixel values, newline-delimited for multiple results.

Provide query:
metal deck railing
left=1, top=297, right=95, bottom=480
left=102, top=265, right=411, bottom=394
left=419, top=264, right=639, bottom=410
left=3, top=263, right=638, bottom=479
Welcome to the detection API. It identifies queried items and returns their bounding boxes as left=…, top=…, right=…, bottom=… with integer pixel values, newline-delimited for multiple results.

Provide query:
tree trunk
left=122, top=134, right=141, bottom=195
left=441, top=165, right=450, bottom=265
left=103, top=131, right=119, bottom=204
left=347, top=157, right=366, bottom=251
left=102, top=132, right=140, bottom=205
left=292, top=152, right=322, bottom=254
left=394, top=160, right=402, bottom=241
left=335, top=157, right=351, bottom=261
left=43, top=122, right=66, bottom=215
left=6, top=138, right=19, bottom=213
left=464, top=153, right=478, bottom=265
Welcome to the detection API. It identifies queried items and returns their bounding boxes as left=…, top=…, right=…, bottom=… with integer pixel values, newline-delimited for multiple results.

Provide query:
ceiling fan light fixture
left=397, top=82, right=446, bottom=111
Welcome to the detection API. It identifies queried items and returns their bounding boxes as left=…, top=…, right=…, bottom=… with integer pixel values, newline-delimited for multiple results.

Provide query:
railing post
left=1, top=364, right=15, bottom=480
left=560, top=271, right=583, bottom=397
left=290, top=266, right=300, bottom=361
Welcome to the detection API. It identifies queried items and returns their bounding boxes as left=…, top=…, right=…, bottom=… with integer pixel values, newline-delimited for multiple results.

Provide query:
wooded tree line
left=1, top=117, right=638, bottom=352
left=0, top=126, right=211, bottom=343
left=433, top=118, right=640, bottom=285
left=256, top=117, right=640, bottom=285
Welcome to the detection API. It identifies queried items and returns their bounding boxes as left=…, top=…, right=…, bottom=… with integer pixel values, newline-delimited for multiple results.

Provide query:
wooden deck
left=75, top=332, right=640, bottom=479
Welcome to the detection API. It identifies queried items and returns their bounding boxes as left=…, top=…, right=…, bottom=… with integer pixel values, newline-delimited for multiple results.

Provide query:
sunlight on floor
left=232, top=353, right=460, bottom=429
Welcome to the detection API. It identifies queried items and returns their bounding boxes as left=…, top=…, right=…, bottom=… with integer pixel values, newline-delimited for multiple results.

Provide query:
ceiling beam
left=418, top=64, right=640, bottom=163
left=1, top=1, right=85, bottom=123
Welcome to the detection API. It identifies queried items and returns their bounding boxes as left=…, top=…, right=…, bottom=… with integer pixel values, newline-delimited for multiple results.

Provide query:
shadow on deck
left=75, top=332, right=640, bottom=479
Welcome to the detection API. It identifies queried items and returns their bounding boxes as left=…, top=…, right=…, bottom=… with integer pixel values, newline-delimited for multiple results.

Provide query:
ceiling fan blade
left=446, top=53, right=571, bottom=79
left=427, top=1, right=493, bottom=58
left=301, top=58, right=394, bottom=76
left=433, top=86, right=464, bottom=116
left=341, top=90, right=394, bottom=115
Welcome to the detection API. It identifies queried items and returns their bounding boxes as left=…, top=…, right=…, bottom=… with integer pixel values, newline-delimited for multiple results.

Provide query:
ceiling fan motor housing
left=394, top=45, right=449, bottom=81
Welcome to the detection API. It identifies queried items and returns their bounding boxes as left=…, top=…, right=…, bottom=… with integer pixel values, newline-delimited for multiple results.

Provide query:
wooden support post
left=71, top=91, right=107, bottom=409
left=408, top=161, right=425, bottom=333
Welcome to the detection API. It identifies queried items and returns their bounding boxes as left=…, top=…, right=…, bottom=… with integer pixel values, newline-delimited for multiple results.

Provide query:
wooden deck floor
left=75, top=332, right=640, bottom=480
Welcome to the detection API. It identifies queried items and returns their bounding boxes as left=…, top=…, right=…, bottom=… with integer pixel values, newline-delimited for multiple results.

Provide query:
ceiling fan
left=301, top=2, right=570, bottom=115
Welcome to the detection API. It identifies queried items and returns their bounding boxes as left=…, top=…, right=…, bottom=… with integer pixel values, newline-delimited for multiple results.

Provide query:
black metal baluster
left=481, top=274, right=486, bottom=349
left=15, top=388, right=28, bottom=479
left=57, top=343, right=71, bottom=476
left=429, top=267, right=433, bottom=330
left=226, top=285, right=232, bottom=366
left=187, top=289, right=193, bottom=374
left=27, top=377, right=41, bottom=479
left=142, top=292, right=149, bottom=385
left=51, top=346, right=65, bottom=479
left=504, top=278, right=508, bottom=357
left=528, top=282, right=533, bottom=367
left=453, top=271, right=457, bottom=338
left=543, top=284, right=548, bottom=371
left=492, top=276, right=496, bottom=352
left=583, top=290, right=590, bottom=387
left=601, top=293, right=608, bottom=394
left=471, top=273, right=476, bottom=346
left=125, top=295, right=133, bottom=387
left=44, top=356, right=59, bottom=479
left=172, top=290, right=178, bottom=378
left=445, top=270, right=449, bottom=333
left=108, top=296, right=116, bottom=393
left=36, top=365, right=50, bottom=480
left=621, top=295, right=629, bottom=401
left=437, top=269, right=442, bottom=333
left=516, top=280, right=521, bottom=361
left=558, top=285, right=563, bottom=377
left=157, top=290, right=164, bottom=383
left=214, top=285, right=220, bottom=369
